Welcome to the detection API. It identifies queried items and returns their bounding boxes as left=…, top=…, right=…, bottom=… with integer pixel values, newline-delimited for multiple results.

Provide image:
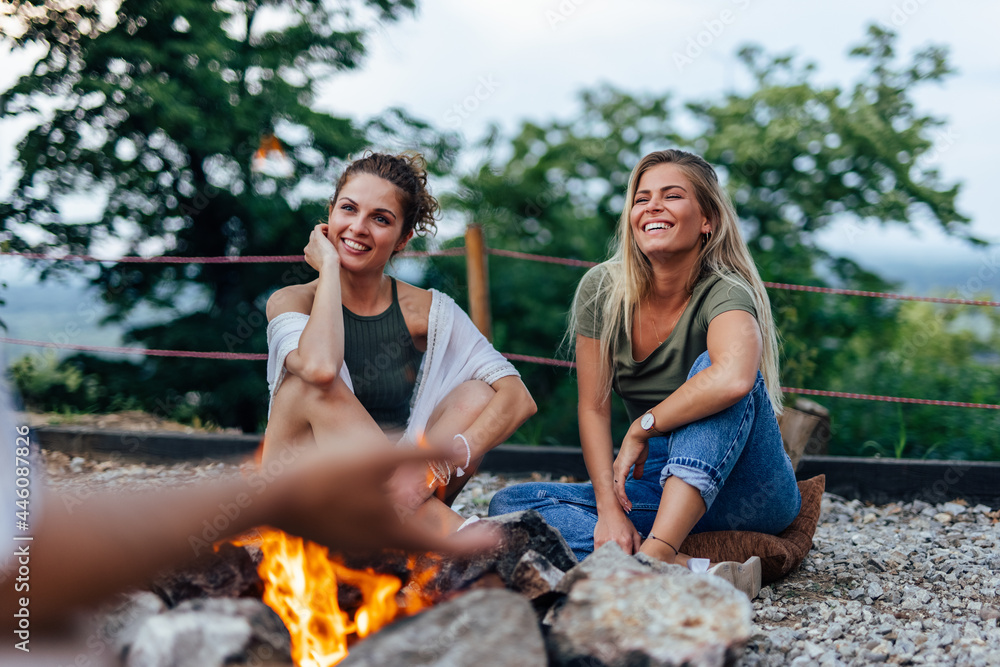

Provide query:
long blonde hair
left=568, top=149, right=783, bottom=414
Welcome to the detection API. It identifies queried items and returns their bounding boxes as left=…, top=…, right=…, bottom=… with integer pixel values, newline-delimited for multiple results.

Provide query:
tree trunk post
left=465, top=224, right=493, bottom=341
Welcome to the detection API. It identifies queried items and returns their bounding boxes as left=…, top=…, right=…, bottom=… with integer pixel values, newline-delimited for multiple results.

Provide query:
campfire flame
left=247, top=528, right=439, bottom=666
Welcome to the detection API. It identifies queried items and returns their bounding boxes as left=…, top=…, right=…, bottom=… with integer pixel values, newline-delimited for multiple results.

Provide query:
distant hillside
left=2, top=250, right=996, bottom=367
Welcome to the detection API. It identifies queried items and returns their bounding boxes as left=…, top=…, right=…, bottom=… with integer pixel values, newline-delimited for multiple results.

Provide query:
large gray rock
left=125, top=597, right=291, bottom=667
left=556, top=541, right=692, bottom=594
left=549, top=568, right=753, bottom=667
left=95, top=590, right=168, bottom=662
left=341, top=588, right=546, bottom=667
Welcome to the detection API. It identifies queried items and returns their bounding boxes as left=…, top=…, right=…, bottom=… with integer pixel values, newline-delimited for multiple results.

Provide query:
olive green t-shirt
left=574, top=264, right=758, bottom=422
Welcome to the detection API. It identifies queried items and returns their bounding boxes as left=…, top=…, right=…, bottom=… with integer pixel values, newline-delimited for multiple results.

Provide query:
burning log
left=510, top=549, right=565, bottom=600
left=251, top=527, right=440, bottom=667
left=150, top=541, right=264, bottom=607
left=481, top=510, right=579, bottom=583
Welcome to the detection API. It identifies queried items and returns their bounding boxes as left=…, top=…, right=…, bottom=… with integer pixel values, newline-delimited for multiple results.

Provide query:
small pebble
left=980, top=606, right=1000, bottom=622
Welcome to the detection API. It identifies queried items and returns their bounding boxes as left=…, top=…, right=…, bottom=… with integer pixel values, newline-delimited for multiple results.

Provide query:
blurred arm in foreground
left=0, top=442, right=496, bottom=633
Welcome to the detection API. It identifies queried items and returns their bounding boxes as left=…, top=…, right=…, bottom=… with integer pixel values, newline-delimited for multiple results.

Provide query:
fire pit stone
left=547, top=550, right=753, bottom=667
left=339, top=588, right=547, bottom=667
left=554, top=541, right=692, bottom=595
left=124, top=597, right=292, bottom=667
left=96, top=590, right=168, bottom=662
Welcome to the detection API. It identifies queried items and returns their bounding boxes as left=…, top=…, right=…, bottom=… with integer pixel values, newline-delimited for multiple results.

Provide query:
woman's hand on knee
left=594, top=510, right=642, bottom=555
left=613, top=429, right=649, bottom=512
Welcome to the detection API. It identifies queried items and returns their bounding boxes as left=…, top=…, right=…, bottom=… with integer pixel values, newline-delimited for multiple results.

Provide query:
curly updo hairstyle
left=332, top=151, right=440, bottom=242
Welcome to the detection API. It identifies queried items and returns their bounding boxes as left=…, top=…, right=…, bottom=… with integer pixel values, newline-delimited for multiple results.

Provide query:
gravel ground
left=41, top=451, right=1000, bottom=667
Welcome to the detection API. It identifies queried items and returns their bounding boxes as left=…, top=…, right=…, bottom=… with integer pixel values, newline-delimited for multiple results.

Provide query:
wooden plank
left=777, top=401, right=831, bottom=469
left=35, top=426, right=260, bottom=462
left=795, top=456, right=1000, bottom=507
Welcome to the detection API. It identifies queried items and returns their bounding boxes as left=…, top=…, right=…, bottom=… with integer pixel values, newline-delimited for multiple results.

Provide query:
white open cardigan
left=266, top=289, right=520, bottom=446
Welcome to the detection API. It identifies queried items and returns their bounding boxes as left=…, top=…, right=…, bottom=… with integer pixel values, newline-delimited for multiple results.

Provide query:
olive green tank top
left=343, top=278, right=423, bottom=431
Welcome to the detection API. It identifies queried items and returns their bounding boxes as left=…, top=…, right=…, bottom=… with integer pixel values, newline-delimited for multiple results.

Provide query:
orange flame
left=243, top=528, right=439, bottom=666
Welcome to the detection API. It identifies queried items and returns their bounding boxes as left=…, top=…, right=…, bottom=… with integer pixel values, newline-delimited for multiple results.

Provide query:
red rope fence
left=0, top=337, right=265, bottom=360
left=3, top=337, right=998, bottom=410
left=759, top=282, right=1000, bottom=308
left=1, top=248, right=466, bottom=264
left=4, top=245, right=998, bottom=409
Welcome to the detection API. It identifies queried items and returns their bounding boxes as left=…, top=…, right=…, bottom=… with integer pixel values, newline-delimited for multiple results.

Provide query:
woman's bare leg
left=637, top=475, right=707, bottom=566
left=262, top=375, right=390, bottom=463
left=264, top=374, right=467, bottom=534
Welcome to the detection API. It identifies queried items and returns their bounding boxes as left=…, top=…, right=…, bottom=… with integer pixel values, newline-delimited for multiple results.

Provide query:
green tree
left=1, top=0, right=458, bottom=430
left=833, top=300, right=1000, bottom=460
left=435, top=26, right=973, bottom=451
left=692, top=25, right=974, bottom=391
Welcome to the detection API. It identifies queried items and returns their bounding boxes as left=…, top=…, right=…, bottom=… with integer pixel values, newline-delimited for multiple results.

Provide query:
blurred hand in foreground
left=267, top=443, right=496, bottom=555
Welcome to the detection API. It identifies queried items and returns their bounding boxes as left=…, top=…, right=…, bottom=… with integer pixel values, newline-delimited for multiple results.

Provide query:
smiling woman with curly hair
left=263, top=151, right=536, bottom=532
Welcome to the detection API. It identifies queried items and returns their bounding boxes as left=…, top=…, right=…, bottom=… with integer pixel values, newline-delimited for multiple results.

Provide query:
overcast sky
left=316, top=0, right=999, bottom=280
left=2, top=0, right=998, bottom=292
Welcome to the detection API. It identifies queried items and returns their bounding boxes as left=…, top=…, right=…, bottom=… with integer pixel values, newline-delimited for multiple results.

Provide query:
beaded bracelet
left=454, top=433, right=472, bottom=477
left=427, top=459, right=453, bottom=488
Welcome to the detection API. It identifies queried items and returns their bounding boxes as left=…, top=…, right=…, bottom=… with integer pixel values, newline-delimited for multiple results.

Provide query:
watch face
left=641, top=413, right=654, bottom=430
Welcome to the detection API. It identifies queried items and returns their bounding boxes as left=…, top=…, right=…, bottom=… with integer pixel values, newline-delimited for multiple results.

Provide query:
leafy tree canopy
left=1, top=0, right=458, bottom=430
left=431, top=25, right=973, bottom=447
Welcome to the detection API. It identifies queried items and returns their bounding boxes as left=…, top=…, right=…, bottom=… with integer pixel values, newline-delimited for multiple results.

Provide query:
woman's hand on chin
left=304, top=223, right=340, bottom=273
left=594, top=509, right=641, bottom=555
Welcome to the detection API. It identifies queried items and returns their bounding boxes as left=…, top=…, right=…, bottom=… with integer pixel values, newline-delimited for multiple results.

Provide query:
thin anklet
left=648, top=534, right=679, bottom=556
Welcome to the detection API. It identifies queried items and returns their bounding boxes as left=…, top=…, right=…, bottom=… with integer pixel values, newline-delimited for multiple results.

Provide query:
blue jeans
left=489, top=351, right=801, bottom=561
